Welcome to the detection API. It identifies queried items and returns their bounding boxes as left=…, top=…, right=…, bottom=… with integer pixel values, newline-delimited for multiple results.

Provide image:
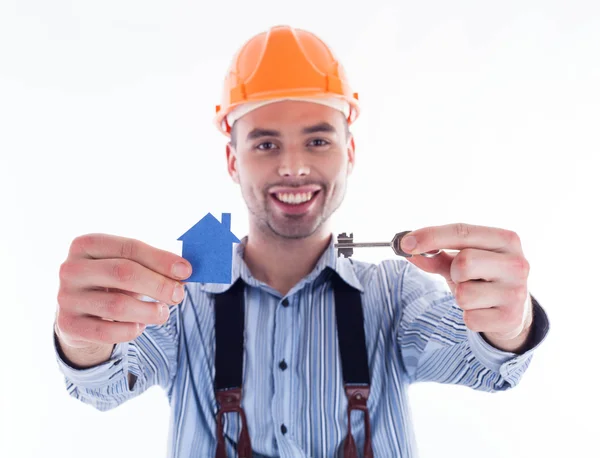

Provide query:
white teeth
left=275, top=192, right=314, bottom=204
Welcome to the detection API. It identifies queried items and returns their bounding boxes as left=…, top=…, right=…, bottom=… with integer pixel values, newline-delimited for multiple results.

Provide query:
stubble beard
left=242, top=179, right=347, bottom=241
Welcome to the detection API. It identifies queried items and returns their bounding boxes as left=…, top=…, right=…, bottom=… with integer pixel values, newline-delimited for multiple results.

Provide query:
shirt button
left=282, top=298, right=289, bottom=307
left=279, top=359, right=288, bottom=371
left=281, top=424, right=288, bottom=435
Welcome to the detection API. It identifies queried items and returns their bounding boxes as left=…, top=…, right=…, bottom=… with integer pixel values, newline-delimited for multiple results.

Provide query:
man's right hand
left=55, top=234, right=192, bottom=353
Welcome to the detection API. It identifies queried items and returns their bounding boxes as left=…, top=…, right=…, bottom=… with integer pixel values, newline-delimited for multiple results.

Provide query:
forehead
left=234, top=100, right=346, bottom=135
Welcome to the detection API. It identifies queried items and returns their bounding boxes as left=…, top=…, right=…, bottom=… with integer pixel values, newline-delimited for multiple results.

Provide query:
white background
left=1, top=1, right=598, bottom=457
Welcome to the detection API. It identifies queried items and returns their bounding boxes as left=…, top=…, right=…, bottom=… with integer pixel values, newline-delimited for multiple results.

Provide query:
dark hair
left=229, top=114, right=351, bottom=149
left=229, top=121, right=239, bottom=148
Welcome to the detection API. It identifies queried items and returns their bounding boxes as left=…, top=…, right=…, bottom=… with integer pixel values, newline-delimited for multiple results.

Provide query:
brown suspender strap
left=215, top=388, right=252, bottom=458
left=344, top=385, right=373, bottom=458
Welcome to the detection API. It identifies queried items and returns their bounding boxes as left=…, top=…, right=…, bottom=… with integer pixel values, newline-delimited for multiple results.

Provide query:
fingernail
left=172, top=262, right=190, bottom=279
left=402, top=235, right=418, bottom=252
left=172, top=284, right=184, bottom=303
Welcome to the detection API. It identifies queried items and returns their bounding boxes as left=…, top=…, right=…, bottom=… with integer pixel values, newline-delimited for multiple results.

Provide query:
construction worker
left=54, top=25, right=550, bottom=458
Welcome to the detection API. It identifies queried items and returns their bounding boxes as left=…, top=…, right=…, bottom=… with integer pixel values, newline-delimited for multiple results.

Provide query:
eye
left=256, top=141, right=277, bottom=151
left=309, top=139, right=330, bottom=147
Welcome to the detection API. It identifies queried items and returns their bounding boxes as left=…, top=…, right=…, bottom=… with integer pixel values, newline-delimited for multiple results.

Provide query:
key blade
left=334, top=242, right=391, bottom=248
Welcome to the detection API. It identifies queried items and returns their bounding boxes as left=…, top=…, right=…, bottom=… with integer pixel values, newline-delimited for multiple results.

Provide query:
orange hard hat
left=214, top=25, right=360, bottom=137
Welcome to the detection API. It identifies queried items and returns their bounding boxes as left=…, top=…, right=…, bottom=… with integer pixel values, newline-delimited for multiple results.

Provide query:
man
left=54, top=25, right=549, bottom=458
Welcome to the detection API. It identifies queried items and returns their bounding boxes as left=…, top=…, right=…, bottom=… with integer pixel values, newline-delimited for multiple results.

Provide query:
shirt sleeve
left=395, top=260, right=550, bottom=391
left=54, top=296, right=182, bottom=411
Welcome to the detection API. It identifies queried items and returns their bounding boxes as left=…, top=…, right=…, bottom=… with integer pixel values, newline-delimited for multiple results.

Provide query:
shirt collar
left=193, top=233, right=364, bottom=295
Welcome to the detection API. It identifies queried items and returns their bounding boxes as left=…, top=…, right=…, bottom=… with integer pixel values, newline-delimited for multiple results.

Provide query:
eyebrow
left=246, top=122, right=337, bottom=141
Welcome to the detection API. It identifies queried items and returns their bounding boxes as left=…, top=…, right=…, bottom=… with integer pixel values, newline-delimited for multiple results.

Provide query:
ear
left=346, top=135, right=356, bottom=175
left=226, top=142, right=240, bottom=184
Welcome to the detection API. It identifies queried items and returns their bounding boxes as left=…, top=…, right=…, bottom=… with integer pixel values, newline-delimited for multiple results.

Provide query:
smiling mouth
left=271, top=190, right=321, bottom=205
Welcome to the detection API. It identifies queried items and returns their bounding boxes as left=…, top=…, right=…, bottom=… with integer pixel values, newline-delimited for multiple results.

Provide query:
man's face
left=226, top=100, right=355, bottom=240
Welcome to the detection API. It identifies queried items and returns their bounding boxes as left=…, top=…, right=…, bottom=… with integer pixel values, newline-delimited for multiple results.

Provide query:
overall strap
left=213, top=278, right=252, bottom=458
left=332, top=272, right=374, bottom=458
left=212, top=274, right=373, bottom=458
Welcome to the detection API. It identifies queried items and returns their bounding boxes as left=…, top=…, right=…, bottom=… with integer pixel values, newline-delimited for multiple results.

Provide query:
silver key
left=335, top=230, right=442, bottom=258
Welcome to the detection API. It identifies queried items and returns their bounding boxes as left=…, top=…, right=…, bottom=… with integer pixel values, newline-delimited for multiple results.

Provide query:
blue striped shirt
left=54, top=234, right=549, bottom=457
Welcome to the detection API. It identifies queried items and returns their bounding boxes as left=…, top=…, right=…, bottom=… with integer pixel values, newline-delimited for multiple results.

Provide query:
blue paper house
left=177, top=212, right=240, bottom=284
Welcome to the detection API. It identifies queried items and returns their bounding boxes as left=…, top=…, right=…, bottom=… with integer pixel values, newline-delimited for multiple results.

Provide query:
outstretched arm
left=394, top=258, right=549, bottom=391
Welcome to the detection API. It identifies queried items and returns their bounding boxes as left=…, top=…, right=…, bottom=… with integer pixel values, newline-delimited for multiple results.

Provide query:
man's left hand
left=400, top=223, right=533, bottom=352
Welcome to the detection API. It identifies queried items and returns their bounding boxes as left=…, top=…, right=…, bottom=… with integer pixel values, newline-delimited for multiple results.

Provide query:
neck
left=242, top=224, right=333, bottom=296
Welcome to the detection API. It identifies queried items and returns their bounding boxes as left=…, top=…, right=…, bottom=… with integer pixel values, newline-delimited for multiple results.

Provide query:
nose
left=278, top=150, right=310, bottom=177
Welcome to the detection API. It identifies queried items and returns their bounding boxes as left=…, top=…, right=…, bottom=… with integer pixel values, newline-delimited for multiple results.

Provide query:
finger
left=450, top=249, right=530, bottom=284
left=462, top=305, right=525, bottom=334
left=401, top=223, right=522, bottom=256
left=56, top=311, right=146, bottom=346
left=403, top=250, right=455, bottom=285
left=455, top=281, right=528, bottom=311
left=61, top=290, right=170, bottom=326
left=68, top=233, right=192, bottom=281
left=60, top=258, right=186, bottom=305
